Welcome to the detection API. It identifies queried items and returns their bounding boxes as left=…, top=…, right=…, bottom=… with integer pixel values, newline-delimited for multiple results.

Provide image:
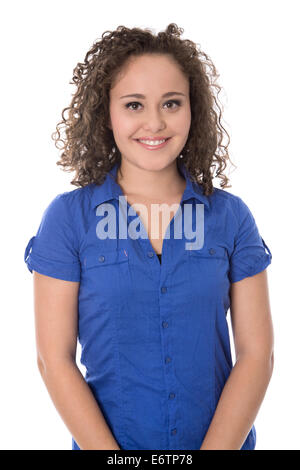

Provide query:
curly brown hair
left=52, top=23, right=236, bottom=197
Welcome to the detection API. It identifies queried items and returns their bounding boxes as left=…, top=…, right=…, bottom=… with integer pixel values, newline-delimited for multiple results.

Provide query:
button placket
left=158, top=249, right=180, bottom=448
left=160, top=284, right=179, bottom=446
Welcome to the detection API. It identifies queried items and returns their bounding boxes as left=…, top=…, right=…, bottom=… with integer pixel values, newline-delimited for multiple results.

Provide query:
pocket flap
left=188, top=245, right=227, bottom=259
left=83, top=248, right=129, bottom=269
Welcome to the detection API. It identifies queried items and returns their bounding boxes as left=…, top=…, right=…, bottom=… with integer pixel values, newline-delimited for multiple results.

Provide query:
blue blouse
left=24, top=160, right=272, bottom=450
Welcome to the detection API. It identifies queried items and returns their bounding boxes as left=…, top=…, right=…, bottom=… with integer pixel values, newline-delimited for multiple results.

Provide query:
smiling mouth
left=134, top=137, right=171, bottom=150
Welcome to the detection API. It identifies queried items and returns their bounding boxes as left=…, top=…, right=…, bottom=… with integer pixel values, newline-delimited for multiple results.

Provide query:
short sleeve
left=24, top=193, right=81, bottom=282
left=229, top=197, right=272, bottom=283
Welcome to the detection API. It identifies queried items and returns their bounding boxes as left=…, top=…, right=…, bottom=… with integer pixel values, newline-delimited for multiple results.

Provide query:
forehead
left=110, top=54, right=188, bottom=96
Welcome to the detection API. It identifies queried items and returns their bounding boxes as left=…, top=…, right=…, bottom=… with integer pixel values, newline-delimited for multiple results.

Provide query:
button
left=147, top=252, right=154, bottom=258
left=161, top=286, right=167, bottom=294
left=169, top=392, right=175, bottom=399
left=99, top=255, right=105, bottom=262
left=171, top=428, right=177, bottom=435
left=162, top=321, right=168, bottom=328
left=165, top=356, right=172, bottom=364
left=209, top=248, right=215, bottom=255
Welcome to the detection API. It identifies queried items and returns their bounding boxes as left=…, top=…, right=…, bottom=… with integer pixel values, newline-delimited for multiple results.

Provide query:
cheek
left=109, top=105, right=126, bottom=133
left=111, top=113, right=137, bottom=140
left=182, top=108, right=191, bottom=132
left=172, top=108, right=191, bottom=136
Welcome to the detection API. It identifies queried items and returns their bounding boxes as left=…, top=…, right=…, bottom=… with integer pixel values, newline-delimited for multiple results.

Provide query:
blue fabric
left=24, top=160, right=272, bottom=450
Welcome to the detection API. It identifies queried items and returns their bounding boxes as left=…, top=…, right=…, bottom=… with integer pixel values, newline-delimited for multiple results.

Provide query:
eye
left=125, top=99, right=182, bottom=111
left=125, top=102, right=142, bottom=111
left=165, top=99, right=181, bottom=109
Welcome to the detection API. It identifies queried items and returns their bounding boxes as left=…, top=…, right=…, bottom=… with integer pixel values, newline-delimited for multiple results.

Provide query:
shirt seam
left=60, top=192, right=82, bottom=259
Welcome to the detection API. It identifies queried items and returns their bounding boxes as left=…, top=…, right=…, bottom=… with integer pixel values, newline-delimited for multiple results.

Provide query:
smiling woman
left=52, top=23, right=234, bottom=195
left=107, top=52, right=192, bottom=176
left=24, top=23, right=273, bottom=451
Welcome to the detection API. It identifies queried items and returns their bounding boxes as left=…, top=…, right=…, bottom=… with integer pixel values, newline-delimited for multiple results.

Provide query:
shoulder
left=48, top=184, right=96, bottom=222
left=55, top=184, right=93, bottom=211
left=42, top=185, right=94, bottom=244
left=210, top=186, right=246, bottom=221
left=209, top=187, right=258, bottom=247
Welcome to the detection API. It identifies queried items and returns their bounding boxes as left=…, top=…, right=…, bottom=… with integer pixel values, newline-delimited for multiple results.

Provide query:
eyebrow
left=119, top=92, right=186, bottom=99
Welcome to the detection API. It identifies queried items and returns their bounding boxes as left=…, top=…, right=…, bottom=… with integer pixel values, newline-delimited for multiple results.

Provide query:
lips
left=135, top=137, right=171, bottom=150
left=135, top=137, right=170, bottom=141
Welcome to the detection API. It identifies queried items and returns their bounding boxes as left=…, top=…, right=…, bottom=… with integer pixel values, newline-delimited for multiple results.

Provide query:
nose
left=142, top=107, right=166, bottom=133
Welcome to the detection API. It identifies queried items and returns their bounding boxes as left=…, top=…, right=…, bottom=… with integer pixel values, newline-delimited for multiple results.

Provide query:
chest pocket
left=84, top=248, right=129, bottom=268
left=82, top=248, right=150, bottom=346
left=188, top=245, right=227, bottom=260
left=188, top=245, right=229, bottom=298
left=81, top=248, right=131, bottom=310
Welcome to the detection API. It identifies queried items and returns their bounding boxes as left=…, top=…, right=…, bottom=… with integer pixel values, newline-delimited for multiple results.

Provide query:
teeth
left=139, top=139, right=166, bottom=145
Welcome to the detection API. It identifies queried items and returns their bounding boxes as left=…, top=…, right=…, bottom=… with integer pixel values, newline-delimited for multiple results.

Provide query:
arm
left=200, top=269, right=274, bottom=450
left=33, top=271, right=121, bottom=450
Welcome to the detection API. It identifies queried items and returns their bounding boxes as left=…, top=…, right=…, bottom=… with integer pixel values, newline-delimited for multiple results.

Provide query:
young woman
left=24, top=23, right=274, bottom=450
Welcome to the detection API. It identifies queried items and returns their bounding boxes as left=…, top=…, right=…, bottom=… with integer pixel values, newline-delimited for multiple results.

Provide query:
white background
left=1, top=0, right=299, bottom=450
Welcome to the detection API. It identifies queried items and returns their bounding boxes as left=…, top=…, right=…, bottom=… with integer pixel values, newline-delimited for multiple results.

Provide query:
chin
left=140, top=158, right=177, bottom=172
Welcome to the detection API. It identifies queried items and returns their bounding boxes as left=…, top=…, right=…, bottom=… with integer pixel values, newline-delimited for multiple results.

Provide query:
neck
left=116, top=158, right=186, bottom=200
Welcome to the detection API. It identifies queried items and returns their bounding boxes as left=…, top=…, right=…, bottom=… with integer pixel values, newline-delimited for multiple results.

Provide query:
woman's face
left=109, top=54, right=191, bottom=172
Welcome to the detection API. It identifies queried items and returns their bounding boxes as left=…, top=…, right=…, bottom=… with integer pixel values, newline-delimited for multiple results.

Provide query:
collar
left=90, top=160, right=210, bottom=210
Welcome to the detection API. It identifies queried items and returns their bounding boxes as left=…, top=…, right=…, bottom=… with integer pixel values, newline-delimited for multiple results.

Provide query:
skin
left=108, top=53, right=190, bottom=199
left=33, top=53, right=274, bottom=450
left=108, top=54, right=189, bottom=254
